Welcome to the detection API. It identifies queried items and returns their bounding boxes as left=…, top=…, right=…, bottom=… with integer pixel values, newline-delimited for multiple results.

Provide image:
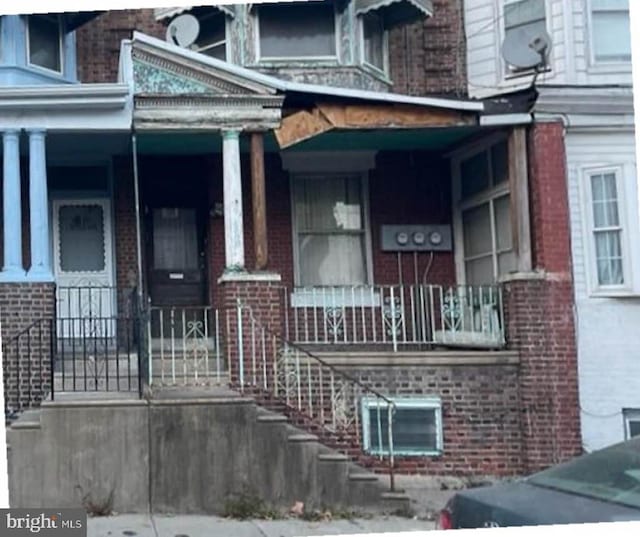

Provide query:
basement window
left=362, top=397, right=443, bottom=456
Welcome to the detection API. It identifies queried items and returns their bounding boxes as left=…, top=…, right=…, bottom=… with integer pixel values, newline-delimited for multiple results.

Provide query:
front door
left=52, top=198, right=115, bottom=337
left=148, top=207, right=206, bottom=307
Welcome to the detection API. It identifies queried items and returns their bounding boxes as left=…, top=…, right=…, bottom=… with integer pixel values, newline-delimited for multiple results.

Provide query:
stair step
left=256, top=414, right=288, bottom=423
left=381, top=491, right=410, bottom=502
left=288, top=433, right=318, bottom=443
left=11, top=420, right=41, bottom=430
left=348, top=473, right=380, bottom=482
left=318, top=453, right=350, bottom=462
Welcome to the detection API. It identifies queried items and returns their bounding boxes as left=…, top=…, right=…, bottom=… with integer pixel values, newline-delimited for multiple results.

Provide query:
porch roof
left=129, top=32, right=484, bottom=113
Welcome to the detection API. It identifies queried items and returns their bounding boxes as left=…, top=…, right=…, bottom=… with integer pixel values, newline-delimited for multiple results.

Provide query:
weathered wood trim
left=274, top=109, right=334, bottom=149
left=508, top=127, right=532, bottom=272
left=251, top=132, right=268, bottom=270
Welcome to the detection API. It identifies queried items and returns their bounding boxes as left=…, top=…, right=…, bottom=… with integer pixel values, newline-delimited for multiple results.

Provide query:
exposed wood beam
left=508, top=127, right=532, bottom=272
left=251, top=132, right=268, bottom=270
left=274, top=102, right=475, bottom=149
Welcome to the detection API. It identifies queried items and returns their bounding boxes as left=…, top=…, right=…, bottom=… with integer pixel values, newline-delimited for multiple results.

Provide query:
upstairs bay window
left=361, top=11, right=387, bottom=73
left=292, top=174, right=370, bottom=287
left=257, top=3, right=337, bottom=60
left=28, top=14, right=62, bottom=73
left=590, top=0, right=631, bottom=63
left=193, top=10, right=226, bottom=60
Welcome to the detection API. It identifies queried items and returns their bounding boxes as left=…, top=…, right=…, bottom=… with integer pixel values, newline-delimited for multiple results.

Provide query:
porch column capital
left=26, top=128, right=53, bottom=281
left=0, top=129, right=26, bottom=281
left=222, top=128, right=246, bottom=271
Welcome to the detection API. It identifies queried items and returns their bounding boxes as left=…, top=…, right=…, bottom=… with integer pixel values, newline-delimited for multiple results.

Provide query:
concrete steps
left=254, top=408, right=410, bottom=514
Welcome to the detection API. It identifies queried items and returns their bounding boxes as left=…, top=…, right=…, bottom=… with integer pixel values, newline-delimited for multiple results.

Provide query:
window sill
left=290, top=289, right=380, bottom=308
left=364, top=449, right=443, bottom=457
left=588, top=288, right=640, bottom=299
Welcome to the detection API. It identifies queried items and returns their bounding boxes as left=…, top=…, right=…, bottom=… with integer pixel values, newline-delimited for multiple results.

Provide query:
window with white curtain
left=590, top=0, right=631, bottom=63
left=587, top=169, right=625, bottom=288
left=257, top=2, right=337, bottom=59
left=28, top=14, right=62, bottom=73
left=457, top=139, right=516, bottom=285
left=292, top=174, right=369, bottom=287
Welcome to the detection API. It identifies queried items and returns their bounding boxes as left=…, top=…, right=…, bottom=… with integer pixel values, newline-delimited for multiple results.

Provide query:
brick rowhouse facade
left=2, top=8, right=581, bottom=479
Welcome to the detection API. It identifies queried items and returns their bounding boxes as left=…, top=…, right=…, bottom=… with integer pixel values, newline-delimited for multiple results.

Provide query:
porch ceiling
left=135, top=126, right=481, bottom=155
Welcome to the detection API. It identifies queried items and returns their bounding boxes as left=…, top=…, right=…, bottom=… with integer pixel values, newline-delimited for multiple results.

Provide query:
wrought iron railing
left=2, top=318, right=54, bottom=419
left=147, top=306, right=224, bottom=387
left=234, top=299, right=397, bottom=490
left=283, top=284, right=505, bottom=350
left=54, top=316, right=142, bottom=395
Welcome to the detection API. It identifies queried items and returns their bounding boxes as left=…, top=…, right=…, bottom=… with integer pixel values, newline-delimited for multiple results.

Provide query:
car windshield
left=528, top=437, right=640, bottom=509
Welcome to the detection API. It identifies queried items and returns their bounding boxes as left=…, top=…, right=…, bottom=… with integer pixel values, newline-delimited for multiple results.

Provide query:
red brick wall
left=527, top=122, right=572, bottom=275
left=388, top=0, right=467, bottom=96
left=0, top=283, right=55, bottom=415
left=503, top=278, right=581, bottom=472
left=75, top=7, right=466, bottom=95
left=76, top=9, right=165, bottom=83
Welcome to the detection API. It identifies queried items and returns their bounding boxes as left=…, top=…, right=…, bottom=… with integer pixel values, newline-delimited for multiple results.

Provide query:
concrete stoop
left=6, top=394, right=410, bottom=516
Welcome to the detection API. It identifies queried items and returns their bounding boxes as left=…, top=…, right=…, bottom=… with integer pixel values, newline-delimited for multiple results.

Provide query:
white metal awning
left=154, top=5, right=236, bottom=20
left=354, top=0, right=433, bottom=28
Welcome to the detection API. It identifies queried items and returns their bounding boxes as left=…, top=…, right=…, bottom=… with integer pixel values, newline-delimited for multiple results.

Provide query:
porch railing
left=235, top=299, right=397, bottom=490
left=2, top=319, right=54, bottom=419
left=283, top=284, right=505, bottom=350
left=147, top=306, right=224, bottom=386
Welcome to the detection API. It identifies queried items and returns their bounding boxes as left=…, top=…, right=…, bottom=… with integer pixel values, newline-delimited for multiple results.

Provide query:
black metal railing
left=2, top=318, right=54, bottom=420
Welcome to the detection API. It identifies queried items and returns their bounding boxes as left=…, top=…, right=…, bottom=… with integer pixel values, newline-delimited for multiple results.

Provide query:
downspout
left=131, top=130, right=144, bottom=304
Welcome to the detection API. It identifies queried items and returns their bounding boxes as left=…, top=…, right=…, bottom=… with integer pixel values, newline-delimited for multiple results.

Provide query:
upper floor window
left=257, top=2, right=337, bottom=60
left=361, top=12, right=386, bottom=73
left=590, top=0, right=631, bottom=63
left=586, top=168, right=626, bottom=290
left=503, top=0, right=547, bottom=73
left=193, top=10, right=226, bottom=60
left=28, top=14, right=62, bottom=73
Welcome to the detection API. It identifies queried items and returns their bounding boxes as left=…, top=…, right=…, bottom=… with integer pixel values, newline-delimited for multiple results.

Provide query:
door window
left=152, top=208, right=199, bottom=270
left=58, top=204, right=106, bottom=272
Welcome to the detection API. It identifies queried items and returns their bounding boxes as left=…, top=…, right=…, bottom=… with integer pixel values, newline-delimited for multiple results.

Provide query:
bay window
left=361, top=11, right=386, bottom=72
left=28, top=14, right=62, bottom=73
left=257, top=3, right=337, bottom=60
left=193, top=11, right=226, bottom=60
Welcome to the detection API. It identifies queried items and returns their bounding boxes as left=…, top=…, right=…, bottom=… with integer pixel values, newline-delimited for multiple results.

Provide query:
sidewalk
left=88, top=514, right=437, bottom=537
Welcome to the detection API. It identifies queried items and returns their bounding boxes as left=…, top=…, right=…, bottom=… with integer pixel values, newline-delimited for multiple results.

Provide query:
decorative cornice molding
left=0, top=84, right=129, bottom=112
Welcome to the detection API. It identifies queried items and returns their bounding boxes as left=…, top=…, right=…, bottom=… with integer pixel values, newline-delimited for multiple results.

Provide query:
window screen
left=364, top=399, right=442, bottom=455
left=591, top=0, right=631, bottom=63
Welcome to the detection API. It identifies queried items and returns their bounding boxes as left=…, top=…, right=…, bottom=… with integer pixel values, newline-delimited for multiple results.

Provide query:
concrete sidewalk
left=88, top=514, right=436, bottom=537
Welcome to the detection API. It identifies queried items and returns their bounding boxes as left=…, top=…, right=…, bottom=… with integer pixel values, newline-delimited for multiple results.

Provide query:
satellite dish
left=501, top=26, right=552, bottom=70
left=166, top=14, right=200, bottom=48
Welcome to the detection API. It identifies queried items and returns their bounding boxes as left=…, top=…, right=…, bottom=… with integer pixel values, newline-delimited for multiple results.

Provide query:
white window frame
left=451, top=133, right=514, bottom=285
left=192, top=10, right=228, bottom=61
left=254, top=2, right=341, bottom=63
left=358, top=12, right=389, bottom=77
left=290, top=172, right=374, bottom=294
left=623, top=409, right=640, bottom=440
left=581, top=165, right=632, bottom=296
left=499, top=0, right=552, bottom=78
left=26, top=14, right=64, bottom=75
left=361, top=397, right=443, bottom=457
left=586, top=0, right=631, bottom=68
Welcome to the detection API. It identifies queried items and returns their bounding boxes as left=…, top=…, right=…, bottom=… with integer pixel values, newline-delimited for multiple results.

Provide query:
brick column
left=502, top=121, right=582, bottom=473
left=218, top=274, right=284, bottom=390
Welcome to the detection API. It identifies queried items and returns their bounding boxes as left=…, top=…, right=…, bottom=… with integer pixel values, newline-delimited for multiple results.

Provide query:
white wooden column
left=222, top=129, right=245, bottom=270
left=1, top=129, right=25, bottom=280
left=27, top=129, right=53, bottom=281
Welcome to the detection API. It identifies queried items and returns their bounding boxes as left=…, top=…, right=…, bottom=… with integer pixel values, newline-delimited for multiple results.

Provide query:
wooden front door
left=148, top=207, right=206, bottom=307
